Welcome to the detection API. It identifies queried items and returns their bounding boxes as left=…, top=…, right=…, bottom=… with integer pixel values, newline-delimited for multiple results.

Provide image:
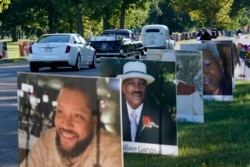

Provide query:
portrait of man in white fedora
left=116, top=61, right=176, bottom=145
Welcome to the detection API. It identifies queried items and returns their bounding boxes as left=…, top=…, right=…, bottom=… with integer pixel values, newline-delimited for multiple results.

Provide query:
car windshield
left=37, top=35, right=70, bottom=43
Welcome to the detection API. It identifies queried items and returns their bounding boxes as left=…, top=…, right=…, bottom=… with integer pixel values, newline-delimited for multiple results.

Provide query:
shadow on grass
left=0, top=57, right=28, bottom=64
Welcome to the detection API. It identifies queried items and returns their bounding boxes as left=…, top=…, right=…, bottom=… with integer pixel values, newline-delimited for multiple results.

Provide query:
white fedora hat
left=116, top=61, right=155, bottom=84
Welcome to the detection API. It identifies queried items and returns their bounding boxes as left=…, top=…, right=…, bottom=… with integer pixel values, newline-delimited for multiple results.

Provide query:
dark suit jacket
left=122, top=98, right=177, bottom=145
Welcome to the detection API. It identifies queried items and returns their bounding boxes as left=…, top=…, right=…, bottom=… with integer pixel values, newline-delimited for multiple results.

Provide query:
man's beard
left=55, top=129, right=95, bottom=158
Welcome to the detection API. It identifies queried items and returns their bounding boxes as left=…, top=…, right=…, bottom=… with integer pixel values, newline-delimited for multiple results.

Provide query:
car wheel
left=89, top=52, right=96, bottom=69
left=73, top=55, right=81, bottom=71
left=30, top=63, right=39, bottom=72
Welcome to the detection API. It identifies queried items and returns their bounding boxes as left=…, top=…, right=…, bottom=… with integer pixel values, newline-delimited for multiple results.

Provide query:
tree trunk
left=47, top=10, right=55, bottom=33
left=11, top=26, right=17, bottom=42
left=69, top=19, right=74, bottom=33
left=75, top=4, right=83, bottom=36
left=103, top=8, right=112, bottom=30
left=119, top=8, right=126, bottom=29
left=46, top=1, right=56, bottom=33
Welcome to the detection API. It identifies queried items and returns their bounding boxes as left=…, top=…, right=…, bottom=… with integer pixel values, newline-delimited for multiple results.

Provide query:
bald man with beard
left=20, top=79, right=122, bottom=167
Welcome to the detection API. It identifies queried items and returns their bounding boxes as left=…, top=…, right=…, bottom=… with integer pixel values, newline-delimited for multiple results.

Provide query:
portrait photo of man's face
left=54, top=87, right=97, bottom=158
left=17, top=73, right=123, bottom=167
left=100, top=58, right=178, bottom=156
left=121, top=78, right=147, bottom=109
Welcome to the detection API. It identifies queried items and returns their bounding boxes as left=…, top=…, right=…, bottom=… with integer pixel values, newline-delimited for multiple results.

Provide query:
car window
left=37, top=35, right=70, bottom=43
left=77, top=35, right=87, bottom=44
left=73, top=35, right=83, bottom=44
left=146, top=29, right=160, bottom=33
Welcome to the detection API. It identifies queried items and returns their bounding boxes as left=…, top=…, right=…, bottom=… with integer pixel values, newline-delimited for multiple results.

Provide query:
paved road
left=0, top=61, right=100, bottom=167
left=0, top=75, right=18, bottom=167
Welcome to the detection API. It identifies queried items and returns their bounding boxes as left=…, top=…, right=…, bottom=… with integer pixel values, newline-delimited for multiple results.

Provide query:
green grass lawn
left=124, top=80, right=250, bottom=167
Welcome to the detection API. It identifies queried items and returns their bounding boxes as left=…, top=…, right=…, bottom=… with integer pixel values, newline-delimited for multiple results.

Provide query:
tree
left=170, top=0, right=234, bottom=29
left=2, top=0, right=248, bottom=41
left=89, top=0, right=150, bottom=29
left=230, top=1, right=250, bottom=30
left=147, top=0, right=162, bottom=24
left=125, top=5, right=150, bottom=29
left=86, top=0, right=121, bottom=30
left=0, top=0, right=29, bottom=41
left=0, top=0, right=10, bottom=13
left=119, top=0, right=149, bottom=29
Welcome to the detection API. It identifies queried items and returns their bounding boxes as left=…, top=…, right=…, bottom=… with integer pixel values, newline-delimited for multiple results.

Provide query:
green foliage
left=83, top=18, right=103, bottom=36
left=0, top=0, right=10, bottom=13
left=125, top=4, right=150, bottom=29
left=238, top=7, right=250, bottom=28
left=147, top=0, right=162, bottom=24
left=0, top=0, right=250, bottom=39
left=147, top=0, right=195, bottom=33
left=170, top=0, right=235, bottom=29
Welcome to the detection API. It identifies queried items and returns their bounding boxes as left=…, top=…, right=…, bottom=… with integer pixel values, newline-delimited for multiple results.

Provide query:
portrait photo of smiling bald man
left=18, top=73, right=123, bottom=167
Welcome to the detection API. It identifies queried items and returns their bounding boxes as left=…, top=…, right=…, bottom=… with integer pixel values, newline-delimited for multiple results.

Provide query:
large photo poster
left=231, top=38, right=250, bottom=80
left=100, top=58, right=178, bottom=155
left=175, top=50, right=204, bottom=123
left=0, top=42, right=8, bottom=59
left=144, top=49, right=204, bottom=123
left=208, top=40, right=234, bottom=82
left=17, top=73, right=123, bottom=167
left=180, top=43, right=233, bottom=101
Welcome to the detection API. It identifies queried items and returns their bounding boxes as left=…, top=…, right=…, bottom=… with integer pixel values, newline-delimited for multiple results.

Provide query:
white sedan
left=28, top=33, right=96, bottom=72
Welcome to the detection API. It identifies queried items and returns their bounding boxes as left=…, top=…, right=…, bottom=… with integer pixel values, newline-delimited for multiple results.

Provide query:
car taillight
left=65, top=45, right=71, bottom=53
left=29, top=47, right=33, bottom=54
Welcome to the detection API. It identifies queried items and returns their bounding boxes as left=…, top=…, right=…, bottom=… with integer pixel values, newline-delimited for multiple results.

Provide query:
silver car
left=29, top=33, right=96, bottom=72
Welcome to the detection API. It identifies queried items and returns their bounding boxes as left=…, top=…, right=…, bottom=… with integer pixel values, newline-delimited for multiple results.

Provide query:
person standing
left=200, top=29, right=212, bottom=40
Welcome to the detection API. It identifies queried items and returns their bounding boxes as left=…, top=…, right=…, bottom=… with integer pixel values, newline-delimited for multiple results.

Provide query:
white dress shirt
left=126, top=102, right=143, bottom=124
